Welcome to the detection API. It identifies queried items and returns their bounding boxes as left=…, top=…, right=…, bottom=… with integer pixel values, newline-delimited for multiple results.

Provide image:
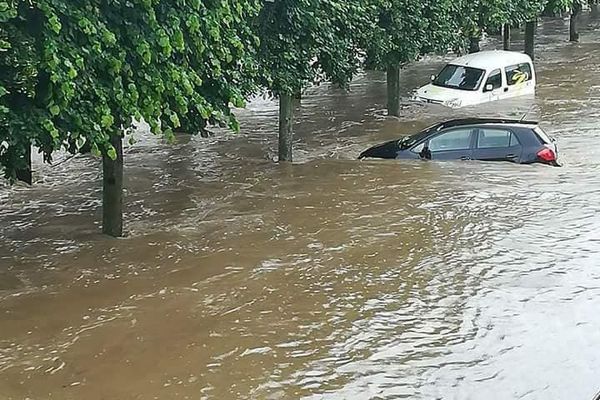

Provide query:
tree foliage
left=364, top=0, right=464, bottom=69
left=255, top=0, right=367, bottom=96
left=0, top=0, right=261, bottom=182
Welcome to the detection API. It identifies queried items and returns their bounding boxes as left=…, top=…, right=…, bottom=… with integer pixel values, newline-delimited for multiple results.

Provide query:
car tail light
left=537, top=146, right=556, bottom=162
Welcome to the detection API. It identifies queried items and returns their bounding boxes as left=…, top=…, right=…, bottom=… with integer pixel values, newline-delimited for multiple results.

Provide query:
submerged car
left=359, top=118, right=559, bottom=166
left=412, top=51, right=536, bottom=108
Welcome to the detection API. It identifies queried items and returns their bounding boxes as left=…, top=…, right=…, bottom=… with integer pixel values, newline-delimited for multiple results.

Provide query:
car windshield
left=399, top=123, right=443, bottom=149
left=433, top=64, right=485, bottom=91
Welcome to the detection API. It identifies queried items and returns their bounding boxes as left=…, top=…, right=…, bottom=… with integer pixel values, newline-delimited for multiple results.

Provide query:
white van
left=412, top=50, right=536, bottom=108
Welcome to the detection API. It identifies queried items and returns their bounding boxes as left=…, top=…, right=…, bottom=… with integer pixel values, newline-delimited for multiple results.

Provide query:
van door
left=482, top=69, right=503, bottom=103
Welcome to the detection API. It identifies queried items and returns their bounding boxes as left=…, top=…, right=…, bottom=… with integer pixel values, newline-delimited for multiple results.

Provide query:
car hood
left=415, top=84, right=468, bottom=103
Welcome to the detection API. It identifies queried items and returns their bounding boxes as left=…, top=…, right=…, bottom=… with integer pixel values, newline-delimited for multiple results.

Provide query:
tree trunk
left=524, top=21, right=536, bottom=61
left=468, top=36, right=480, bottom=53
left=570, top=4, right=581, bottom=42
left=15, top=145, right=32, bottom=185
left=591, top=1, right=599, bottom=17
left=278, top=93, right=293, bottom=162
left=102, top=134, right=124, bottom=237
left=386, top=64, right=401, bottom=117
left=503, top=24, right=511, bottom=50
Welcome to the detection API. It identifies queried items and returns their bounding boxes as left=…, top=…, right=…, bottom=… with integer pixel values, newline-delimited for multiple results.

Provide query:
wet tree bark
left=386, top=64, right=401, bottom=117
left=570, top=3, right=581, bottom=42
left=503, top=24, right=511, bottom=50
left=468, top=36, right=481, bottom=53
left=15, top=145, right=32, bottom=185
left=278, top=93, right=293, bottom=162
left=524, top=21, right=536, bottom=61
left=102, top=134, right=124, bottom=237
left=591, top=1, right=599, bottom=17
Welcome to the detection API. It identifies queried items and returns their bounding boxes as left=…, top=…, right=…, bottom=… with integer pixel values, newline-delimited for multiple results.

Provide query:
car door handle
left=504, top=88, right=509, bottom=92
left=506, top=154, right=518, bottom=159
left=460, top=156, right=471, bottom=160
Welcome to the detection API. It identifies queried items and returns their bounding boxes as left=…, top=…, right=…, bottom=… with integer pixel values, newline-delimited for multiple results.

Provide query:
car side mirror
left=419, top=145, right=431, bottom=160
left=430, top=74, right=436, bottom=82
left=484, top=84, right=494, bottom=92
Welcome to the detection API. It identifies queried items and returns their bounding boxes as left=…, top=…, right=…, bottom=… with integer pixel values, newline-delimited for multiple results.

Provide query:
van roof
left=450, top=50, right=532, bottom=70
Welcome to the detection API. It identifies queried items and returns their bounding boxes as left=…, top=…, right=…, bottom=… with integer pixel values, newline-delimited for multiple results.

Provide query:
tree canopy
left=1, top=0, right=262, bottom=182
left=255, top=0, right=367, bottom=96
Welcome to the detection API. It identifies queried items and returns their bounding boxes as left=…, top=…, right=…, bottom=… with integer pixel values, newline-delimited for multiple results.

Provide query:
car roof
left=450, top=50, right=533, bottom=70
left=435, top=118, right=539, bottom=130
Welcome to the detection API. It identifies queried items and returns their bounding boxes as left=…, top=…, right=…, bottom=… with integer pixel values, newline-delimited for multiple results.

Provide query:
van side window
left=484, top=69, right=502, bottom=91
left=505, top=63, right=533, bottom=86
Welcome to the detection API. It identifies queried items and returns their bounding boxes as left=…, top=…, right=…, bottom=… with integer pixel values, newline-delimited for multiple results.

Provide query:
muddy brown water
left=1, top=17, right=600, bottom=400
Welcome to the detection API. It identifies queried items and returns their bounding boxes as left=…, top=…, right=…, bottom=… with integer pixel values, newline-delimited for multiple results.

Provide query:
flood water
left=1, top=17, right=600, bottom=400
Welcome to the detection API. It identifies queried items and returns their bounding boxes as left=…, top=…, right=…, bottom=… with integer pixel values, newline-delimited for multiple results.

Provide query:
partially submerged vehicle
left=359, top=118, right=559, bottom=166
left=412, top=51, right=536, bottom=108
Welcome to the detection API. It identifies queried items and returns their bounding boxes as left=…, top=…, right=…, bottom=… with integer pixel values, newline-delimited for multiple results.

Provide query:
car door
left=426, top=128, right=475, bottom=161
left=482, top=69, right=503, bottom=103
left=473, top=127, right=523, bottom=162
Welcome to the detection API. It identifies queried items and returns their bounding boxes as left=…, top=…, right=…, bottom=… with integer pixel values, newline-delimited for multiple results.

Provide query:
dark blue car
left=359, top=118, right=559, bottom=166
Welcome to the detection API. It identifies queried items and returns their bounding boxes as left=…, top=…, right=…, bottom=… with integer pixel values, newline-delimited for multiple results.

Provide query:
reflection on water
left=1, top=16, right=600, bottom=400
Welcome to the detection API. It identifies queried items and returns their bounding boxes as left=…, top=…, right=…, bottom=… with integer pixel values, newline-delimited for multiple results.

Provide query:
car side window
left=505, top=63, right=533, bottom=86
left=429, top=129, right=473, bottom=152
left=484, top=69, right=502, bottom=91
left=477, top=129, right=520, bottom=148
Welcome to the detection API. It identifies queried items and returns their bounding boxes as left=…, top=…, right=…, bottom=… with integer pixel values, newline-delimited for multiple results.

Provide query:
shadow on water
left=1, top=16, right=600, bottom=400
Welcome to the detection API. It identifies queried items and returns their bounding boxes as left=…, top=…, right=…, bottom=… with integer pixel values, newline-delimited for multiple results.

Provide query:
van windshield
left=433, top=64, right=485, bottom=91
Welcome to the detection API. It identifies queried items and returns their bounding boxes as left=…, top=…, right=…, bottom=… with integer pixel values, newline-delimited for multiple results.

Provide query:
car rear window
left=533, top=126, right=553, bottom=144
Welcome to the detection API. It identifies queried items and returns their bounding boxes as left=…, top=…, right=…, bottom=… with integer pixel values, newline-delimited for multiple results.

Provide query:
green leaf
left=159, top=36, right=170, bottom=48
left=68, top=68, right=78, bottom=79
left=169, top=112, right=181, bottom=128
left=91, top=143, right=101, bottom=157
left=48, top=15, right=62, bottom=34
left=101, top=114, right=114, bottom=128
left=49, top=105, right=60, bottom=116
left=106, top=145, right=117, bottom=160
left=164, top=128, right=176, bottom=144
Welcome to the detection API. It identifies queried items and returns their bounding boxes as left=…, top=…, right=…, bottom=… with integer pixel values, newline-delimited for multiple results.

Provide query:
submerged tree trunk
left=102, top=134, right=124, bottom=237
left=15, top=145, right=32, bottom=185
left=278, top=93, right=293, bottom=162
left=570, top=3, right=581, bottom=42
left=524, top=21, right=536, bottom=61
left=591, top=1, right=599, bottom=17
left=386, top=64, right=401, bottom=117
left=503, top=24, right=511, bottom=50
left=468, top=35, right=481, bottom=53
